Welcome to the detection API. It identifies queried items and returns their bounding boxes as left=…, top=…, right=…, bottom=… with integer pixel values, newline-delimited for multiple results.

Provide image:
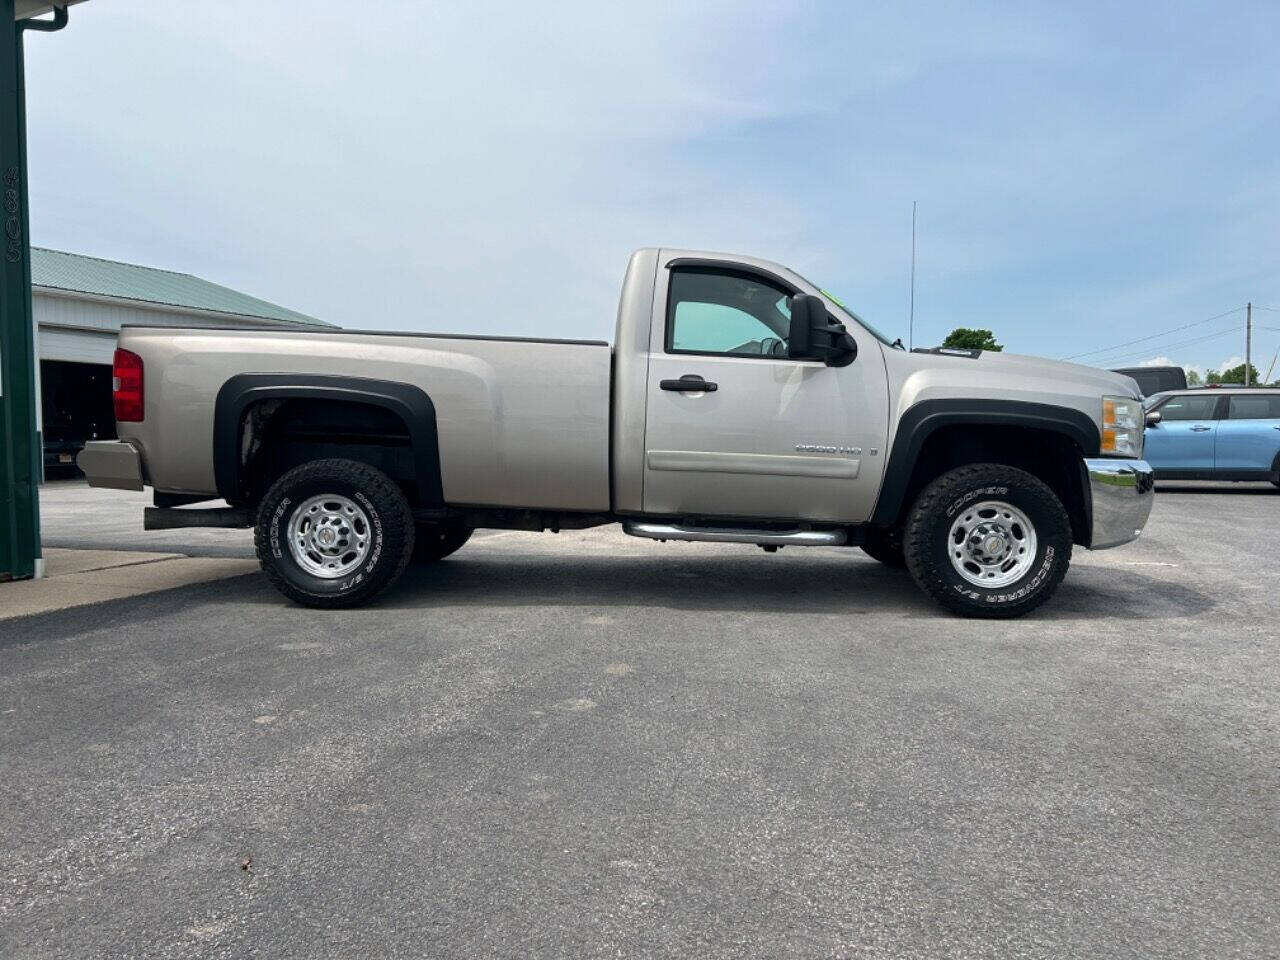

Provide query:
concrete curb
left=0, top=548, right=258, bottom=621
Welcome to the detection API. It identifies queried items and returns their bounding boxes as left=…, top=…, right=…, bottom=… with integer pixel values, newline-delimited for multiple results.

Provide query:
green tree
left=1207, top=363, right=1259, bottom=385
left=942, top=328, right=1003, bottom=352
left=1185, top=368, right=1203, bottom=386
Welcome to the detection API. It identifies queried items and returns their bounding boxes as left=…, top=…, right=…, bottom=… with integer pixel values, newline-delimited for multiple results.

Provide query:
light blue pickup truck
left=1144, top=388, right=1280, bottom=485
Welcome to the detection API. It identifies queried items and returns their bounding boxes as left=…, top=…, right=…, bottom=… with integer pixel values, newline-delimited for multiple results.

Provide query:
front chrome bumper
left=1084, top=457, right=1154, bottom=550
left=77, top=440, right=145, bottom=491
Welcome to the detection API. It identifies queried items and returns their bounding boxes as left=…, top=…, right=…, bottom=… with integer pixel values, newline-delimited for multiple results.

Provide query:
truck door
left=641, top=262, right=889, bottom=523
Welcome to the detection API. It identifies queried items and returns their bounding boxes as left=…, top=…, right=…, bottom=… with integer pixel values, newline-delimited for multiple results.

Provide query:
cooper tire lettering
left=253, top=459, right=414, bottom=609
left=905, top=464, right=1072, bottom=618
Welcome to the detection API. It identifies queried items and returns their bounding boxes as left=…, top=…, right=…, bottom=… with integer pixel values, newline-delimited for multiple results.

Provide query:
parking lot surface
left=2, top=481, right=1278, bottom=958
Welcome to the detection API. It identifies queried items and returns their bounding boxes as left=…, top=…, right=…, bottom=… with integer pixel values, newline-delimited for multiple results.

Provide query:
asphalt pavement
left=2, top=480, right=1278, bottom=958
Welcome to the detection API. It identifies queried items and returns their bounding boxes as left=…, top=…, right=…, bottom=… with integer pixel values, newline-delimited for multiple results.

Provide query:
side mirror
left=1145, top=410, right=1162, bottom=427
left=787, top=294, right=857, bottom=366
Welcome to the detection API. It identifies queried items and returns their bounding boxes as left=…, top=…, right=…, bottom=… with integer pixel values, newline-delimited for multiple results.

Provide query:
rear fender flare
left=213, top=373, right=443, bottom=505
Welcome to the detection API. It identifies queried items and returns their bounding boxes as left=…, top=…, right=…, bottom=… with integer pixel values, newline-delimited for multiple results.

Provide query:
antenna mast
left=909, top=201, right=917, bottom=350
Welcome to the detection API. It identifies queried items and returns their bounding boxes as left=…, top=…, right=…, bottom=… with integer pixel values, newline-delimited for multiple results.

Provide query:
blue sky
left=22, top=1, right=1280, bottom=377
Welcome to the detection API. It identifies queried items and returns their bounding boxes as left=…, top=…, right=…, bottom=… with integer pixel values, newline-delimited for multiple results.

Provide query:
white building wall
left=36, top=325, right=118, bottom=365
left=32, top=288, right=293, bottom=365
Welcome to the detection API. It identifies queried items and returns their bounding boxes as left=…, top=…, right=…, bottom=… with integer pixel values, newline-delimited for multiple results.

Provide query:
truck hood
left=881, top=347, right=1142, bottom=425
left=953, top=350, right=1141, bottom=399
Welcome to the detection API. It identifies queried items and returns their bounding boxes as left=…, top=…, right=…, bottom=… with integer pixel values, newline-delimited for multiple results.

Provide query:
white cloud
left=1215, top=355, right=1245, bottom=372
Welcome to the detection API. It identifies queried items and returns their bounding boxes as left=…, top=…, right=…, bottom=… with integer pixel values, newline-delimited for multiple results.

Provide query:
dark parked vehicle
left=1112, top=365, right=1187, bottom=398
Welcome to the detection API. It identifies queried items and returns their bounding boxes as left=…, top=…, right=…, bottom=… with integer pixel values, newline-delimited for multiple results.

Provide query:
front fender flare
left=868, top=398, right=1100, bottom=525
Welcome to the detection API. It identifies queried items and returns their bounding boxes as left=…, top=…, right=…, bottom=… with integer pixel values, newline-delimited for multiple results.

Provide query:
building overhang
left=14, top=1, right=86, bottom=20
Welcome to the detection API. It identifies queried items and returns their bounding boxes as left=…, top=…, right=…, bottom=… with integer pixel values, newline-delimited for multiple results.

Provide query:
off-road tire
left=861, top=525, right=906, bottom=567
left=413, top=523, right=473, bottom=563
left=903, top=463, right=1072, bottom=618
left=254, top=459, right=415, bottom=609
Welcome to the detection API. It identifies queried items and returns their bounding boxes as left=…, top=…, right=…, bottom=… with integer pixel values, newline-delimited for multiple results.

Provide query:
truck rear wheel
left=903, top=463, right=1072, bottom=618
left=254, top=458, right=415, bottom=609
left=413, top=522, right=472, bottom=563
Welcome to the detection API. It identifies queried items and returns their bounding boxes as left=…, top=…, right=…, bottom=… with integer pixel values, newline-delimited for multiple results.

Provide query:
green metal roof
left=31, top=247, right=332, bottom=327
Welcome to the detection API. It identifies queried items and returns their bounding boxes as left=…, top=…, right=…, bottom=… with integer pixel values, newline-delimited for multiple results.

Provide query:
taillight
left=112, top=348, right=144, bottom=422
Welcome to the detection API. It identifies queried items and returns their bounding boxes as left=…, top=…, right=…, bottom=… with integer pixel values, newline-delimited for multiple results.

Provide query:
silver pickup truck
left=80, top=247, right=1155, bottom=617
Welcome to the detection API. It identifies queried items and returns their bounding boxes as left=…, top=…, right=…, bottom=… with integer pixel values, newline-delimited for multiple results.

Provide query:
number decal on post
left=4, top=167, right=21, bottom=264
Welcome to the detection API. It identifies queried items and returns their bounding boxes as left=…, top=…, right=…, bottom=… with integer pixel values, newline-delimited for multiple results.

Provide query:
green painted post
left=0, top=0, right=42, bottom=581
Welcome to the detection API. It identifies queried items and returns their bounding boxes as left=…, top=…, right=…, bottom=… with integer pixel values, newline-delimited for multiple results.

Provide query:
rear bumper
left=1084, top=457, right=1154, bottom=550
left=77, top=440, right=145, bottom=491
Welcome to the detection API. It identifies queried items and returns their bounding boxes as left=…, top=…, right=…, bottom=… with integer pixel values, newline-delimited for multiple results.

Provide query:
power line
left=1062, top=306, right=1244, bottom=360
left=1253, top=304, right=1280, bottom=313
left=1077, top=324, right=1242, bottom=365
left=1084, top=324, right=1244, bottom=367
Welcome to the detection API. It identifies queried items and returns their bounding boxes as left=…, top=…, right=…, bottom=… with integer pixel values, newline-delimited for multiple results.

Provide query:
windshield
left=788, top=271, right=902, bottom=348
left=820, top=288, right=901, bottom=348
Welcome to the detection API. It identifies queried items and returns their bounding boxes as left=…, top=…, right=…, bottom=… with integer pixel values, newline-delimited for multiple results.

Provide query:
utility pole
left=1244, top=301, right=1252, bottom=386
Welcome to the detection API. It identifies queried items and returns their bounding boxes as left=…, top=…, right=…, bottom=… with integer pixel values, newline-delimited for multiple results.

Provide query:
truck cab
left=611, top=249, right=890, bottom=523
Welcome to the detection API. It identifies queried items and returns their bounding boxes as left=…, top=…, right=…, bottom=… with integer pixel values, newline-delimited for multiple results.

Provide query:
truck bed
left=116, top=326, right=614, bottom=512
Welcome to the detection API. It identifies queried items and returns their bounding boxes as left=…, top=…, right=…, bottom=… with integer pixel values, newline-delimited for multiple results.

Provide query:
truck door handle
left=1190, top=425, right=1211, bottom=432
left=661, top=375, right=718, bottom=393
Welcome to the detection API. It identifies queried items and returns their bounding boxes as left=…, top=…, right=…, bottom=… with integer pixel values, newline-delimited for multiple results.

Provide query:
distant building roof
left=31, top=247, right=332, bottom=328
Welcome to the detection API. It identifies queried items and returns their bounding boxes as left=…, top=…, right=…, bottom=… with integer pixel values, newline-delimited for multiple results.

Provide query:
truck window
left=666, top=268, right=792, bottom=358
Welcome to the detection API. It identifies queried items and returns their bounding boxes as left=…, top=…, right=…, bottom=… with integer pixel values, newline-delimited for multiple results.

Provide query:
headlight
left=1101, top=395, right=1144, bottom=457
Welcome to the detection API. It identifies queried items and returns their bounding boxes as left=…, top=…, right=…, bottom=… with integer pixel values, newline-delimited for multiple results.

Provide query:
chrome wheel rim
left=947, top=500, right=1038, bottom=588
left=286, top=493, right=372, bottom=579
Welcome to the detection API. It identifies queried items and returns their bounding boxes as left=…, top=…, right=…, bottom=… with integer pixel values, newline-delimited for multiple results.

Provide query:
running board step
left=144, top=506, right=253, bottom=530
left=622, top=521, right=847, bottom=547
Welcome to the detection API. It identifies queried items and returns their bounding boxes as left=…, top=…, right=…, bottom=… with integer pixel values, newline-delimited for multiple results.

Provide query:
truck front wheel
left=903, top=463, right=1072, bottom=618
left=254, top=459, right=415, bottom=609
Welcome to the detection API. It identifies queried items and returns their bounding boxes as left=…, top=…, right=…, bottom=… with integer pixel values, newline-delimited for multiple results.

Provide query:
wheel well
left=888, top=425, right=1090, bottom=546
left=238, top=398, right=418, bottom=505
left=214, top=374, right=444, bottom=508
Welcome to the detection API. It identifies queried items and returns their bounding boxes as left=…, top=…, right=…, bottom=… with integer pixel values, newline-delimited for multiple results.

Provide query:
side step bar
left=144, top=506, right=253, bottom=531
left=622, top=521, right=847, bottom=547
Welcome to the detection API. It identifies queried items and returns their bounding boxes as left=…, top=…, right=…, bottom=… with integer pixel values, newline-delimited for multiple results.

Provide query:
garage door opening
left=40, top=359, right=115, bottom=477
